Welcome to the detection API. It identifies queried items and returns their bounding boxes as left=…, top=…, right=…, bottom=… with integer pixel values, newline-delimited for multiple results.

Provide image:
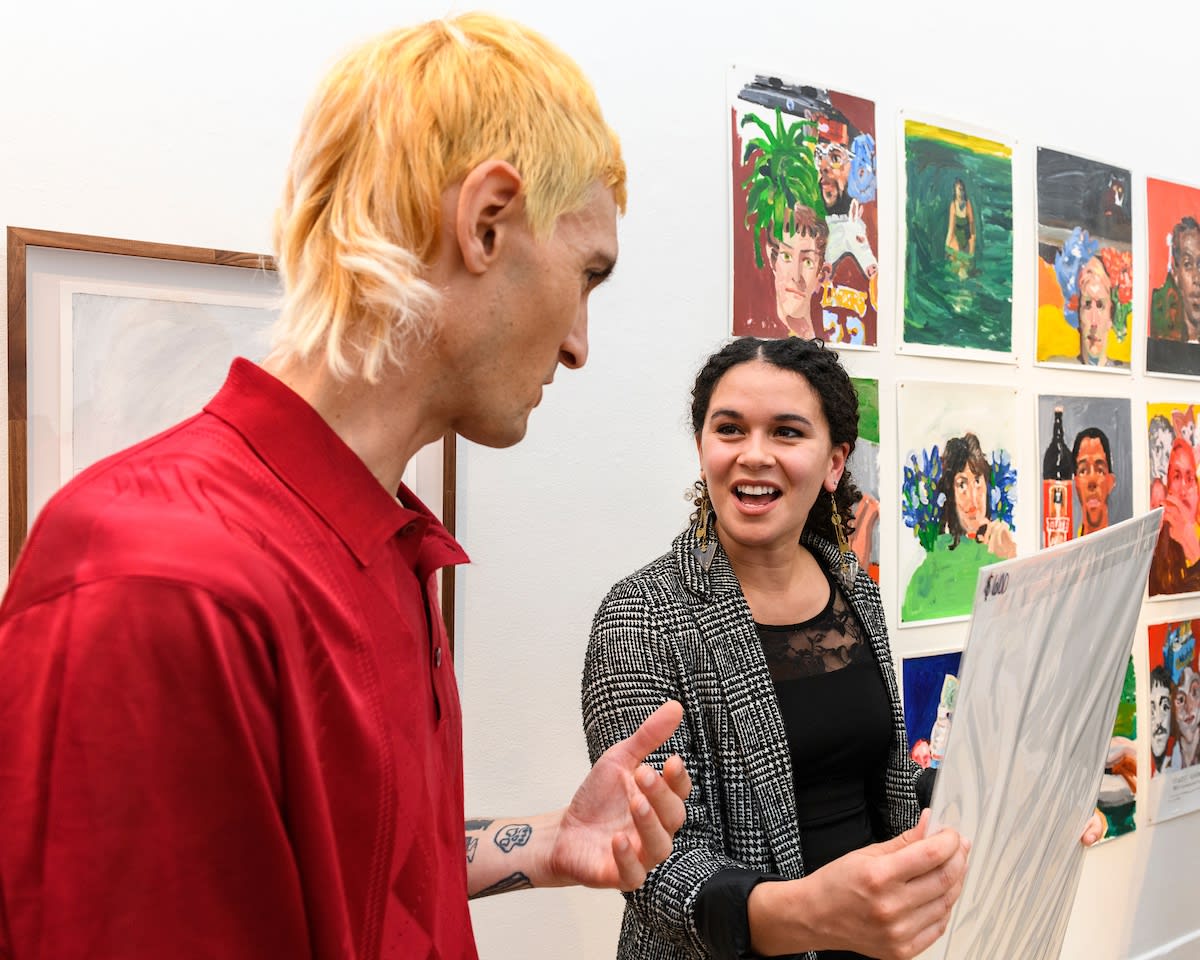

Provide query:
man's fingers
left=610, top=833, right=647, bottom=892
left=617, top=700, right=683, bottom=762
left=662, top=754, right=692, bottom=802
left=630, top=764, right=682, bottom=864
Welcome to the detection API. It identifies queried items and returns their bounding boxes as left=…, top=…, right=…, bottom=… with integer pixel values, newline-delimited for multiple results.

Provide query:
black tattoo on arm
left=466, top=836, right=478, bottom=863
left=493, top=823, right=532, bottom=853
left=470, top=872, right=532, bottom=899
left=465, top=818, right=495, bottom=832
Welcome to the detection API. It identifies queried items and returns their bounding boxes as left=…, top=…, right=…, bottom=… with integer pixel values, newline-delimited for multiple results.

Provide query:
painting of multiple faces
left=729, top=68, right=1200, bottom=837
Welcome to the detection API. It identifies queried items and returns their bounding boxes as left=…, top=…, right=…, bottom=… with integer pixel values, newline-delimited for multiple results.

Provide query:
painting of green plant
left=740, top=108, right=822, bottom=268
left=903, top=120, right=1013, bottom=352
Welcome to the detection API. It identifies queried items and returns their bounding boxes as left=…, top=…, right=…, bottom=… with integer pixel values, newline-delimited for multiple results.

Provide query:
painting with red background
left=730, top=80, right=877, bottom=347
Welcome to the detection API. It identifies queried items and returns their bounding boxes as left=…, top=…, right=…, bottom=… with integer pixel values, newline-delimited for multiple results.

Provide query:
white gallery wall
left=3, top=2, right=1199, bottom=958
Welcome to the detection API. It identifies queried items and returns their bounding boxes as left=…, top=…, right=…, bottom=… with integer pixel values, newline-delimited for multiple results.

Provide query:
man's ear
left=455, top=160, right=525, bottom=275
left=819, top=261, right=832, bottom=284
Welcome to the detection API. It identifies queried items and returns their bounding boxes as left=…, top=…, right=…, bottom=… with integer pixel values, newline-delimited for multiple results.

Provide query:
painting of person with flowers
left=1035, top=148, right=1133, bottom=369
left=897, top=381, right=1018, bottom=624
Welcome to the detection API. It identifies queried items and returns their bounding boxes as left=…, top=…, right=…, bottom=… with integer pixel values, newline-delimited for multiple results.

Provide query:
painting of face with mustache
left=1150, top=665, right=1172, bottom=773
left=1170, top=665, right=1200, bottom=769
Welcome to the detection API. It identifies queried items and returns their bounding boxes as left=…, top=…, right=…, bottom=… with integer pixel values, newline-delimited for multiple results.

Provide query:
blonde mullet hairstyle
left=270, top=13, right=627, bottom=383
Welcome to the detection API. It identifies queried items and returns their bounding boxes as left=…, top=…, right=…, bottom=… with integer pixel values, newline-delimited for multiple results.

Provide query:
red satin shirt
left=0, top=359, right=475, bottom=959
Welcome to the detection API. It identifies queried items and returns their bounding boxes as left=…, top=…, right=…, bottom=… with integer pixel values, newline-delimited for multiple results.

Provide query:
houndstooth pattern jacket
left=582, top=522, right=921, bottom=960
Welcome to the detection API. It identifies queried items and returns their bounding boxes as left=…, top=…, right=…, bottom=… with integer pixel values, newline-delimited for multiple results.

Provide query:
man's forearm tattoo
left=465, top=819, right=533, bottom=865
left=470, top=872, right=532, bottom=899
left=493, top=823, right=532, bottom=853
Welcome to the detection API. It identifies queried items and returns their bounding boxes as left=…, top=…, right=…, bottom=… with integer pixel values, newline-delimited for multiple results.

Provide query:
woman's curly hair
left=689, top=336, right=861, bottom=544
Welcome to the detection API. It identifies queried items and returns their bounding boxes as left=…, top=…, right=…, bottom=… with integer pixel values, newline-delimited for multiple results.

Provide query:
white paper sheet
left=927, top=509, right=1161, bottom=960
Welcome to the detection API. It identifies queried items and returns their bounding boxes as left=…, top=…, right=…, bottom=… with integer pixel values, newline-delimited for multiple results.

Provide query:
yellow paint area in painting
left=1035, top=259, right=1131, bottom=365
left=822, top=283, right=869, bottom=318
left=1148, top=401, right=1194, bottom=426
left=905, top=120, right=1011, bottom=159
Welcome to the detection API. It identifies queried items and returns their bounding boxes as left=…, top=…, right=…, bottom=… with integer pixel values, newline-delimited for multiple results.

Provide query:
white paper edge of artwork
left=57, top=277, right=278, bottom=487
left=727, top=64, right=877, bottom=352
left=1031, top=145, right=1135, bottom=373
left=894, top=108, right=1018, bottom=365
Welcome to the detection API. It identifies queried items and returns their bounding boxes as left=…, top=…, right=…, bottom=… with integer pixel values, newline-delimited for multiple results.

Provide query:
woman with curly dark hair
left=582, top=337, right=968, bottom=960
left=902, top=433, right=1016, bottom=622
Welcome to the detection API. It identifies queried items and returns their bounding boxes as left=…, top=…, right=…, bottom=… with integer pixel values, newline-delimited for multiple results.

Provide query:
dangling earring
left=830, top=501, right=859, bottom=591
left=691, top=479, right=716, bottom=570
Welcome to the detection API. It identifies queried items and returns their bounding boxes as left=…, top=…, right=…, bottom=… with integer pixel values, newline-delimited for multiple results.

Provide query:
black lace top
left=757, top=566, right=891, bottom=858
left=694, top=567, right=892, bottom=960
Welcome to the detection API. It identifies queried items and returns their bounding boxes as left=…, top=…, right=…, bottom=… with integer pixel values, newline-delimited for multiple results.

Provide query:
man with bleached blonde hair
left=0, top=15, right=690, bottom=960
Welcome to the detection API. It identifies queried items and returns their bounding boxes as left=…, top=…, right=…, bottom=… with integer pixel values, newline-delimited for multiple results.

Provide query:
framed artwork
left=729, top=69, right=878, bottom=347
left=1145, top=400, right=1200, bottom=599
left=901, top=650, right=962, bottom=768
left=898, top=116, right=1014, bottom=361
left=7, top=227, right=458, bottom=640
left=1146, top=619, right=1200, bottom=822
left=1034, top=148, right=1133, bottom=371
left=848, top=377, right=880, bottom=582
left=897, top=380, right=1018, bottom=625
left=1097, top=654, right=1137, bottom=842
left=1146, top=177, right=1200, bottom=377
left=1035, top=395, right=1133, bottom=549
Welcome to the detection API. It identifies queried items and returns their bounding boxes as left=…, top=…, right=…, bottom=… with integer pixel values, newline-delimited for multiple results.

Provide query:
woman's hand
left=979, top=519, right=1016, bottom=560
left=747, top=811, right=969, bottom=959
left=1080, top=810, right=1106, bottom=847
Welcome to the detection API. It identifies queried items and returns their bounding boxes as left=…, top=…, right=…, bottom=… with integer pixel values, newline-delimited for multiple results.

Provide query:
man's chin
left=459, top=416, right=530, bottom=450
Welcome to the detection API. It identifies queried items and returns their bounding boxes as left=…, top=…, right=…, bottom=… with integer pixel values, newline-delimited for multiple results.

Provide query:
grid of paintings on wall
left=728, top=66, right=1200, bottom=842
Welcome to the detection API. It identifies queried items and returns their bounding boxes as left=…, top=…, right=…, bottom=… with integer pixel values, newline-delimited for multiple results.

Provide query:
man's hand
left=749, top=810, right=970, bottom=960
left=546, top=700, right=691, bottom=891
left=465, top=700, right=691, bottom=899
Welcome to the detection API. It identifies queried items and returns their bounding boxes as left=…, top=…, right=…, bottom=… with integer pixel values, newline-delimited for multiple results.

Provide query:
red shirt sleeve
left=0, top=576, right=311, bottom=959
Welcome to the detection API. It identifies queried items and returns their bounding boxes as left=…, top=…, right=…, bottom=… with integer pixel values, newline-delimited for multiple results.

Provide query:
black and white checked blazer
left=582, top=522, right=921, bottom=960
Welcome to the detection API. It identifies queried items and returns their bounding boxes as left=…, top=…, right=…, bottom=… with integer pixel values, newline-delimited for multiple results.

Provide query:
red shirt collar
left=205, top=359, right=467, bottom=573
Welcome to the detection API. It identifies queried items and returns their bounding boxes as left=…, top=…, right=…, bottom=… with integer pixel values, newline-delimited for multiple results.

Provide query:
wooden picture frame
left=7, top=226, right=458, bottom=644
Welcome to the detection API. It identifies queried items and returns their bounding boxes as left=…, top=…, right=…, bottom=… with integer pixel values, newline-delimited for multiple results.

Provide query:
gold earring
left=696, top=481, right=713, bottom=546
left=691, top=479, right=716, bottom=569
left=831, top=504, right=850, bottom=555
left=831, top=501, right=859, bottom=591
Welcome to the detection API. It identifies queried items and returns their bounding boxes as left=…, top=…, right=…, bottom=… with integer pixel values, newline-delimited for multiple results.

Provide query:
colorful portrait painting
left=1146, top=620, right=1200, bottom=822
left=1098, top=656, right=1137, bottom=841
left=730, top=71, right=877, bottom=347
left=1035, top=396, right=1132, bottom=549
left=901, top=119, right=1013, bottom=357
left=1147, top=177, right=1200, bottom=376
left=898, top=381, right=1018, bottom=624
left=901, top=651, right=962, bottom=770
left=1147, top=402, right=1200, bottom=597
left=1035, top=149, right=1132, bottom=370
left=848, top=378, right=880, bottom=582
